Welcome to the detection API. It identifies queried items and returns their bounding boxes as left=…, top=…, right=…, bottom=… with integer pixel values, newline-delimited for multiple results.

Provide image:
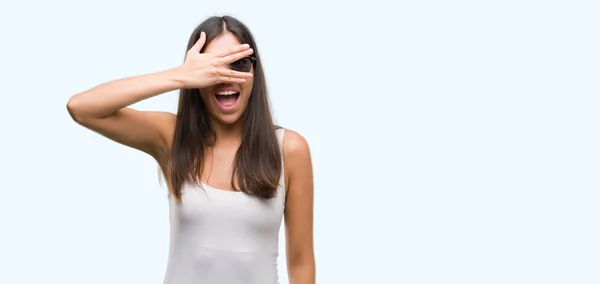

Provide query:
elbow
left=287, top=263, right=315, bottom=284
left=66, top=96, right=84, bottom=123
left=288, top=255, right=315, bottom=271
left=66, top=94, right=91, bottom=124
left=288, top=243, right=315, bottom=267
left=287, top=250, right=315, bottom=282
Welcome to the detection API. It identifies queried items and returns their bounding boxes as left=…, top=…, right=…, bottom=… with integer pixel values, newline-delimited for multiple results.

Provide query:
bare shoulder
left=135, top=109, right=177, bottom=131
left=150, top=110, right=177, bottom=140
left=282, top=129, right=311, bottom=161
left=150, top=109, right=177, bottom=122
left=281, top=129, right=313, bottom=195
left=145, top=110, right=177, bottom=159
left=119, top=109, right=177, bottom=144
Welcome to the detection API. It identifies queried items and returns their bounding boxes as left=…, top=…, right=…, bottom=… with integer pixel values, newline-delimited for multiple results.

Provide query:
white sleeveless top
left=162, top=128, right=286, bottom=284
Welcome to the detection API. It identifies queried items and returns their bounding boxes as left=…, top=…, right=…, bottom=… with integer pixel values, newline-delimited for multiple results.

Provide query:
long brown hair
left=167, top=16, right=282, bottom=204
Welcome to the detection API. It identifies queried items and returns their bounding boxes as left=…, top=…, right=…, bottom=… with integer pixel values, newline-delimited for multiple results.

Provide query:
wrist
left=161, top=66, right=188, bottom=89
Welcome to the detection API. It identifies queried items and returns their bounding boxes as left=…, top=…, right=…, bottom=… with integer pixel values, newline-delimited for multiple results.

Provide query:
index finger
left=219, top=47, right=254, bottom=65
left=216, top=43, right=251, bottom=58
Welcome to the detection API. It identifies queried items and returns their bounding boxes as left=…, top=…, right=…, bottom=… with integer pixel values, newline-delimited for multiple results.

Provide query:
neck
left=211, top=119, right=243, bottom=146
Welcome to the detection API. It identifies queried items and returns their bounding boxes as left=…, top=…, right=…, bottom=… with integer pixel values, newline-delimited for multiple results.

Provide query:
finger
left=216, top=73, right=247, bottom=84
left=218, top=48, right=254, bottom=65
left=216, top=44, right=251, bottom=58
left=218, top=68, right=254, bottom=79
left=189, top=31, right=206, bottom=53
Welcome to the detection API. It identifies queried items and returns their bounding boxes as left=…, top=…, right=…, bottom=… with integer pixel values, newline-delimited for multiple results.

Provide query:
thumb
left=189, top=31, right=206, bottom=53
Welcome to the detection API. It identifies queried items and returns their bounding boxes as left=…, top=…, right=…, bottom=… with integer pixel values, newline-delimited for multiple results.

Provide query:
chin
left=217, top=114, right=242, bottom=125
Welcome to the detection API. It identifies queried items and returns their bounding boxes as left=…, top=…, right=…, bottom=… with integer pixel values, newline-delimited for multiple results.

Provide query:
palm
left=179, top=31, right=254, bottom=89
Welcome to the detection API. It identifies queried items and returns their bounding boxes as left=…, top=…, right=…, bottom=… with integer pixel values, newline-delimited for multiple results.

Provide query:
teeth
left=216, top=91, right=237, bottom=96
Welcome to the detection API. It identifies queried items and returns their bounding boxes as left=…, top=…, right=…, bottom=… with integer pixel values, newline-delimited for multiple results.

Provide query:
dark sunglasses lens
left=230, top=58, right=252, bottom=72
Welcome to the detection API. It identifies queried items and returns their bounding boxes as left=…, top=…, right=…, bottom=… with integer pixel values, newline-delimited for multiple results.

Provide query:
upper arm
left=68, top=106, right=176, bottom=162
left=282, top=130, right=315, bottom=265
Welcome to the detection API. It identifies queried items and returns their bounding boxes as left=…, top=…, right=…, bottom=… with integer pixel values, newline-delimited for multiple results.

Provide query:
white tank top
left=162, top=128, right=286, bottom=284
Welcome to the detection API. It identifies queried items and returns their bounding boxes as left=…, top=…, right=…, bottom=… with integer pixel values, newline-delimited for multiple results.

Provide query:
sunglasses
left=230, top=56, right=256, bottom=73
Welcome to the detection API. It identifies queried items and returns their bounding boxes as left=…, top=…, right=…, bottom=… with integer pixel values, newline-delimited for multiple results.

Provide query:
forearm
left=288, top=259, right=316, bottom=284
left=67, top=67, right=185, bottom=119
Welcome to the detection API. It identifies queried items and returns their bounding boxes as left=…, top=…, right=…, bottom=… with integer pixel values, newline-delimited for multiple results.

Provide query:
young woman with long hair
left=67, top=15, right=315, bottom=284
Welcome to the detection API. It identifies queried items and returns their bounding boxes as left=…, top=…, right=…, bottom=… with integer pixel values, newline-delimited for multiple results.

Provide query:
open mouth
left=215, top=90, right=240, bottom=110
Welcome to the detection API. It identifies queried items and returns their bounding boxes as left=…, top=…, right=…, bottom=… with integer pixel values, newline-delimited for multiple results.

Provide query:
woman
left=67, top=15, right=315, bottom=284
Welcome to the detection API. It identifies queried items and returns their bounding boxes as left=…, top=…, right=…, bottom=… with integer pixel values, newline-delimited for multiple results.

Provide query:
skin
left=66, top=31, right=315, bottom=283
left=199, top=32, right=254, bottom=131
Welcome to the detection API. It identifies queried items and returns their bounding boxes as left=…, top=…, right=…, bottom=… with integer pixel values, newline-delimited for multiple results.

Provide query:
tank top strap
left=275, top=127, right=287, bottom=205
left=275, top=127, right=285, bottom=149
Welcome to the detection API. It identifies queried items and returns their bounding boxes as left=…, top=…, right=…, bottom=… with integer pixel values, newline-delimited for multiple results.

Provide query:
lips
left=214, top=89, right=240, bottom=111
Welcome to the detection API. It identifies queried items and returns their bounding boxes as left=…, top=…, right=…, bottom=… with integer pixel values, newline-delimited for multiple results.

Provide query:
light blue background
left=1, top=0, right=598, bottom=283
